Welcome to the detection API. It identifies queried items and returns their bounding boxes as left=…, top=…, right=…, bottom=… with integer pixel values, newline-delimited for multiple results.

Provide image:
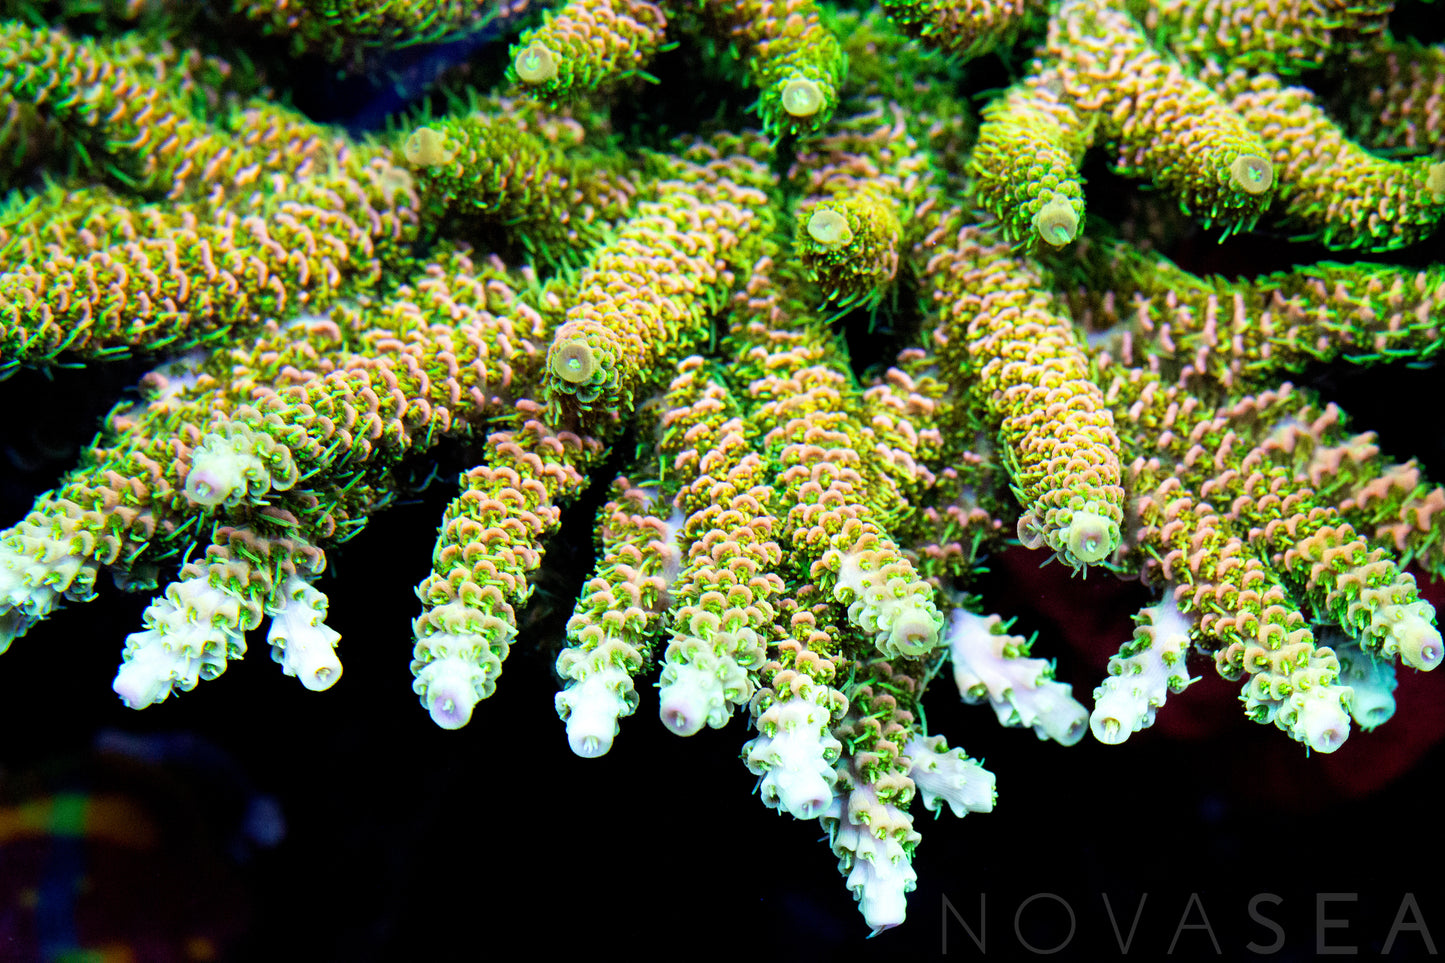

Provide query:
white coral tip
left=0, top=540, right=90, bottom=650
left=1335, top=643, right=1397, bottom=731
left=849, top=856, right=913, bottom=935
left=112, top=633, right=180, bottom=709
left=747, top=698, right=840, bottom=818
left=1036, top=694, right=1089, bottom=745
left=886, top=602, right=940, bottom=657
left=767, top=767, right=834, bottom=821
left=1089, top=684, right=1149, bottom=745
left=183, top=449, right=251, bottom=507
left=277, top=627, right=343, bottom=691
left=658, top=665, right=723, bottom=736
left=267, top=578, right=343, bottom=691
left=904, top=736, right=995, bottom=817
left=1393, top=611, right=1443, bottom=671
left=558, top=672, right=628, bottom=758
left=1349, top=681, right=1396, bottom=731
left=1292, top=688, right=1351, bottom=754
left=0, top=608, right=32, bottom=655
left=416, top=655, right=485, bottom=729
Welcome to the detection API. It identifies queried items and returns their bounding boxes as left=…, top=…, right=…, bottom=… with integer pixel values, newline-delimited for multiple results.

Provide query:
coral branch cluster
left=1, top=0, right=1443, bottom=935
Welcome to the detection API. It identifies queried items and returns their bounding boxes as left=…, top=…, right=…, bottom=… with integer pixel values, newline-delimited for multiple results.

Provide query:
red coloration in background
left=991, top=545, right=1445, bottom=805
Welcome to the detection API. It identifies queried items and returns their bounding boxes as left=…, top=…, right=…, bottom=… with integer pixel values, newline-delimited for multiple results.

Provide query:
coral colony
left=1, top=0, right=1444, bottom=936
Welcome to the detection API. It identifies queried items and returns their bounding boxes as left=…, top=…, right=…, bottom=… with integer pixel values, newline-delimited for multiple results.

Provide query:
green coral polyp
left=549, top=339, right=601, bottom=386
left=780, top=76, right=826, bottom=118
left=1064, top=510, right=1118, bottom=566
left=1229, top=153, right=1274, bottom=195
left=807, top=207, right=853, bottom=247
left=402, top=127, right=456, bottom=167
left=797, top=195, right=904, bottom=305
left=1032, top=192, right=1080, bottom=247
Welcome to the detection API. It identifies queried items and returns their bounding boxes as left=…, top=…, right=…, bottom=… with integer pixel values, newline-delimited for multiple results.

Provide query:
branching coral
left=1, top=0, right=1443, bottom=942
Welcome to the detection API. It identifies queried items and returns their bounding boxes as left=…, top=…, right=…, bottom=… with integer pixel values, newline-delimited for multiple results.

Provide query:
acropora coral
left=0, top=0, right=1442, bottom=941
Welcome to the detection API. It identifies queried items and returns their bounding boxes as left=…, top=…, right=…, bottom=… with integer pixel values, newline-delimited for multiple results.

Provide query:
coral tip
left=780, top=77, right=825, bottom=118
left=1032, top=194, right=1079, bottom=247
left=550, top=341, right=598, bottom=384
left=807, top=208, right=853, bottom=247
left=1229, top=154, right=1275, bottom=195
left=514, top=42, right=559, bottom=84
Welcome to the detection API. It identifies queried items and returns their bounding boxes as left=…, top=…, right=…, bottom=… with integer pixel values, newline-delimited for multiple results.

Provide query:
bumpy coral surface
left=0, top=0, right=1443, bottom=946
